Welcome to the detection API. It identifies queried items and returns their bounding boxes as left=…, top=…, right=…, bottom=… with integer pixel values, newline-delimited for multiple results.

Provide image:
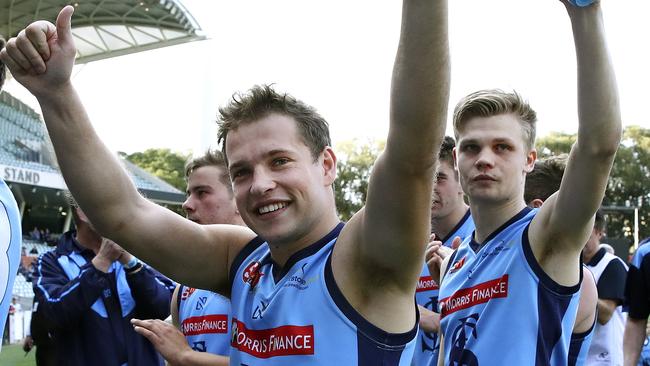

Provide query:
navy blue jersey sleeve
left=597, top=259, right=627, bottom=304
left=126, top=264, right=175, bottom=320
left=626, top=254, right=650, bottom=319
left=32, top=253, right=109, bottom=330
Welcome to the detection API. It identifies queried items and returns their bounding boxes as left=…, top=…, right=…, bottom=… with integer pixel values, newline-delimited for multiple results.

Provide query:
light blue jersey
left=413, top=210, right=474, bottom=366
left=0, top=179, right=21, bottom=342
left=439, top=208, right=581, bottom=365
left=177, top=286, right=231, bottom=356
left=229, top=223, right=417, bottom=365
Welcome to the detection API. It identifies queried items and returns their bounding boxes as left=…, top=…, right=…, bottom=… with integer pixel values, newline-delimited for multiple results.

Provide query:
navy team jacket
left=32, top=230, right=175, bottom=366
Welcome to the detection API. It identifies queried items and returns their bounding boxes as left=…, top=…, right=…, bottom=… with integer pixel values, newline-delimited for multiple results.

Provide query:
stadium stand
left=0, top=91, right=186, bottom=304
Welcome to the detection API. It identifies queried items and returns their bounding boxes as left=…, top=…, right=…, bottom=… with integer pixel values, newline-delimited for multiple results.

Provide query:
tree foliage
left=333, top=139, right=385, bottom=221
left=535, top=126, right=650, bottom=242
left=121, top=148, right=190, bottom=191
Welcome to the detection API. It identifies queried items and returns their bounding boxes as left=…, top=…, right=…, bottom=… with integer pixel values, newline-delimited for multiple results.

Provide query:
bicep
left=356, top=153, right=433, bottom=283
left=533, top=150, right=613, bottom=252
left=113, top=203, right=255, bottom=293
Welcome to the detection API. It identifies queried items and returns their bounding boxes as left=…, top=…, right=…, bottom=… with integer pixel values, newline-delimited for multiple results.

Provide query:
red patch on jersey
left=181, top=315, right=228, bottom=336
left=242, top=261, right=264, bottom=288
left=181, top=287, right=196, bottom=301
left=439, top=274, right=509, bottom=318
left=231, top=318, right=314, bottom=358
left=449, top=256, right=466, bottom=274
left=416, top=276, right=439, bottom=292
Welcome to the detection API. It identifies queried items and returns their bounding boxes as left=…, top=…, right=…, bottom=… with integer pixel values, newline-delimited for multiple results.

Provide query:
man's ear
left=529, top=198, right=544, bottom=208
left=322, top=147, right=337, bottom=186
left=524, top=148, right=537, bottom=173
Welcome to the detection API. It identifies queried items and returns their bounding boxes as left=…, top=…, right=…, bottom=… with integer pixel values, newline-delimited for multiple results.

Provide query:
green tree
left=535, top=126, right=650, bottom=242
left=121, top=148, right=190, bottom=191
left=334, top=139, right=385, bottom=221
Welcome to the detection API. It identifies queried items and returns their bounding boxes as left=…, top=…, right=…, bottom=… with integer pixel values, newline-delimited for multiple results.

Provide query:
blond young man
left=436, top=1, right=621, bottom=364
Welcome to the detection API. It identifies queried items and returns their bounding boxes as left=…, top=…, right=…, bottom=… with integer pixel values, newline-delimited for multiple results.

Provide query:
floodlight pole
left=634, top=207, right=639, bottom=250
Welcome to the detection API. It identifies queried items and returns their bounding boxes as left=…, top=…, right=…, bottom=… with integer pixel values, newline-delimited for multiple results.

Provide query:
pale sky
left=3, top=0, right=649, bottom=155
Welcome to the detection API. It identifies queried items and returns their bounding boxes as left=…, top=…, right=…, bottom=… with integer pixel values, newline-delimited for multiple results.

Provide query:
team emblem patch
left=449, top=256, right=466, bottom=274
left=243, top=261, right=264, bottom=288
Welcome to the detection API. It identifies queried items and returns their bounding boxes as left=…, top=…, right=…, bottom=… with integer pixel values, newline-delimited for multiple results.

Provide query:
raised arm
left=529, top=1, right=621, bottom=282
left=0, top=7, right=255, bottom=292
left=333, top=0, right=449, bottom=331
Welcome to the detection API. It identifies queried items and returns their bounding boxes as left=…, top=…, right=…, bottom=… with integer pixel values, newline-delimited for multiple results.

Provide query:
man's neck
left=268, top=214, right=340, bottom=269
left=431, top=204, right=469, bottom=240
left=469, top=198, right=527, bottom=244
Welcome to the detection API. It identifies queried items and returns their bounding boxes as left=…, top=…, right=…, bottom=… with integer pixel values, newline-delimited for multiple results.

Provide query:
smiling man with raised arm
left=0, top=0, right=449, bottom=363
left=435, top=1, right=621, bottom=365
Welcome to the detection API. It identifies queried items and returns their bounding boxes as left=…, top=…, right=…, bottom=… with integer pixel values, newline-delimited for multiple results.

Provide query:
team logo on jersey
left=181, top=314, right=228, bottom=336
left=439, top=274, right=509, bottom=318
left=252, top=300, right=268, bottom=320
left=449, top=256, right=467, bottom=274
left=417, top=276, right=439, bottom=292
left=449, top=313, right=479, bottom=366
left=231, top=318, right=314, bottom=358
left=195, top=296, right=208, bottom=311
left=242, top=261, right=264, bottom=289
left=181, top=287, right=196, bottom=301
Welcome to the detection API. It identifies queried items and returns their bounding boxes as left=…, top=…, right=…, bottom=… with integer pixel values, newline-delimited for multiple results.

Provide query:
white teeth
left=258, top=202, right=287, bottom=214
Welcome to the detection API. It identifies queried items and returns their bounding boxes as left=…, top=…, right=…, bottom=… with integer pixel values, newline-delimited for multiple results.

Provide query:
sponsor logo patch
left=181, top=315, right=229, bottom=336
left=439, top=274, right=509, bottom=318
left=231, top=319, right=314, bottom=358
left=181, top=287, right=196, bottom=301
left=416, top=276, right=439, bottom=292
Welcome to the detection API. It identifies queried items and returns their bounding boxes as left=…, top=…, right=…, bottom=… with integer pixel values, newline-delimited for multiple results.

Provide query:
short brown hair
left=524, top=154, right=567, bottom=204
left=185, top=149, right=232, bottom=194
left=0, top=36, right=6, bottom=90
left=453, top=89, right=537, bottom=150
left=439, top=136, right=456, bottom=167
left=217, top=85, right=331, bottom=162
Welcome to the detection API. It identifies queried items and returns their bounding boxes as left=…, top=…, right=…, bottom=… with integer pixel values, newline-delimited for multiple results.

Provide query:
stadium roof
left=0, top=90, right=185, bottom=205
left=0, top=0, right=205, bottom=63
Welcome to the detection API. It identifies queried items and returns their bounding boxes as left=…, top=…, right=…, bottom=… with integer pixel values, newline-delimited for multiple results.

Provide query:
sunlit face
left=182, top=165, right=240, bottom=225
left=225, top=113, right=336, bottom=246
left=455, top=114, right=536, bottom=205
left=431, top=161, right=464, bottom=219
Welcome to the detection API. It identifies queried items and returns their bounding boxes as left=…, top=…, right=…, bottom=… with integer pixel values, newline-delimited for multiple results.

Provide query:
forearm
left=595, top=298, right=616, bottom=325
left=569, top=4, right=621, bottom=154
left=37, top=84, right=142, bottom=235
left=624, top=317, right=647, bottom=366
left=388, top=0, right=449, bottom=166
left=171, top=351, right=228, bottom=366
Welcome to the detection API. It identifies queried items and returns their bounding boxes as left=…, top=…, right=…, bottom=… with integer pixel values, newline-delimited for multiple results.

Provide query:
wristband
left=123, top=256, right=139, bottom=270
left=567, top=0, right=595, bottom=7
left=125, top=262, right=143, bottom=275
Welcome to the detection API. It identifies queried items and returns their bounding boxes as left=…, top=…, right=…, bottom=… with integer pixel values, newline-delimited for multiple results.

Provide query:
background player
left=415, top=136, right=473, bottom=366
left=142, top=150, right=243, bottom=366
